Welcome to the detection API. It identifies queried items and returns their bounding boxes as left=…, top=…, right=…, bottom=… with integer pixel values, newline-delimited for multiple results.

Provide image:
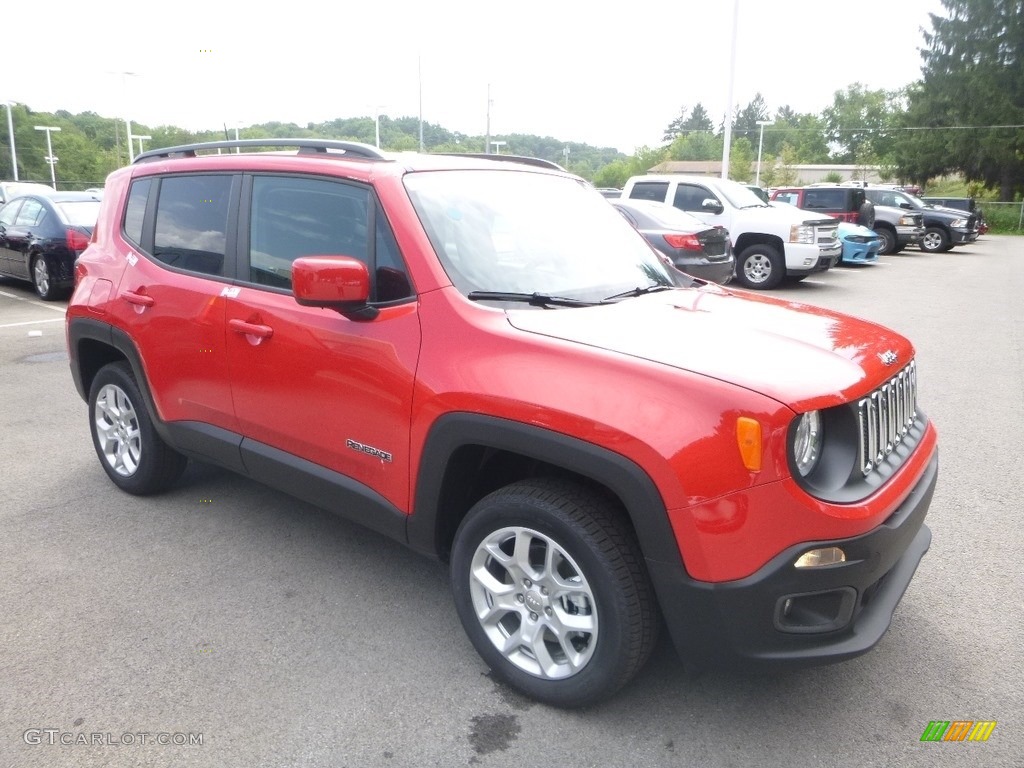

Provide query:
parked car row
left=0, top=190, right=102, bottom=299
left=596, top=176, right=983, bottom=290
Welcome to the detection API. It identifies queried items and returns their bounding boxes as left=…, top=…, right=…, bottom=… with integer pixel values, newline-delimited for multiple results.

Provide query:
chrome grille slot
left=857, top=361, right=917, bottom=476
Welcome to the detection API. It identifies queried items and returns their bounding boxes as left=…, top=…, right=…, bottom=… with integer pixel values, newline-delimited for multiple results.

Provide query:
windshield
left=714, top=178, right=768, bottom=209
left=404, top=170, right=686, bottom=302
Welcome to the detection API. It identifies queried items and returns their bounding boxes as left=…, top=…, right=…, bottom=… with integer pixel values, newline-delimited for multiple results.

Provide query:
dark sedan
left=0, top=191, right=101, bottom=300
left=610, top=199, right=734, bottom=284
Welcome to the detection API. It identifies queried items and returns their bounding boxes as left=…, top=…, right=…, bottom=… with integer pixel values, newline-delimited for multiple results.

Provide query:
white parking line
left=0, top=318, right=66, bottom=329
left=0, top=290, right=68, bottom=313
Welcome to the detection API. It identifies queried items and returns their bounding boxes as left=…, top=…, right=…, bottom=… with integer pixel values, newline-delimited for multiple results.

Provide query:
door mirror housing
left=292, top=256, right=378, bottom=320
left=701, top=198, right=724, bottom=214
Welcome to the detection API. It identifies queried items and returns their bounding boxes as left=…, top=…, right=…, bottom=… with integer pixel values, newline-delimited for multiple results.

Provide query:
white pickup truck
left=621, top=175, right=841, bottom=289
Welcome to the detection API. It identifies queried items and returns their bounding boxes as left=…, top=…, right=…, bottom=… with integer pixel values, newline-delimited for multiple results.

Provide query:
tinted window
left=15, top=199, right=47, bottom=227
left=154, top=175, right=232, bottom=276
left=373, top=203, right=413, bottom=302
left=123, top=178, right=152, bottom=246
left=248, top=176, right=369, bottom=290
left=628, top=182, right=669, bottom=203
left=673, top=184, right=714, bottom=212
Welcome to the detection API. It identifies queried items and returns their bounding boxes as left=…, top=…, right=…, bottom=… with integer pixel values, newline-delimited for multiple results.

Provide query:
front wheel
left=450, top=479, right=658, bottom=708
left=920, top=227, right=951, bottom=253
left=88, top=362, right=187, bottom=495
left=735, top=244, right=784, bottom=289
left=875, top=227, right=897, bottom=255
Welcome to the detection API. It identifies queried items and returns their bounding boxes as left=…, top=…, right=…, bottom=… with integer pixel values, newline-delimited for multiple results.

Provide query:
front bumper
left=896, top=226, right=924, bottom=246
left=951, top=227, right=980, bottom=245
left=648, top=449, right=937, bottom=670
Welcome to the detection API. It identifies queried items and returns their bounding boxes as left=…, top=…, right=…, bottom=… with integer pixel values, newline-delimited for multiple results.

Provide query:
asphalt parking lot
left=1, top=237, right=1021, bottom=768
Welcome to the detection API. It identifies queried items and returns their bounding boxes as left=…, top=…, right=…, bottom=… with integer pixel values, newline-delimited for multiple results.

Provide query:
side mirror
left=292, top=256, right=378, bottom=320
left=701, top=198, right=724, bottom=214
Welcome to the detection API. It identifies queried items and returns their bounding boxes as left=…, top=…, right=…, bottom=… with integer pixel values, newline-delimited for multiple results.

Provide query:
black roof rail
left=433, top=152, right=566, bottom=171
left=133, top=139, right=389, bottom=164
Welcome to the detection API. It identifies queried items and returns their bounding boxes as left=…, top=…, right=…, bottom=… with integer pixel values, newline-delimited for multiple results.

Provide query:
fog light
left=794, top=547, right=846, bottom=568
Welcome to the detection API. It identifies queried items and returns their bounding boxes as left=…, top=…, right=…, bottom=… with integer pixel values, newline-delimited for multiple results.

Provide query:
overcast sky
left=4, top=0, right=947, bottom=154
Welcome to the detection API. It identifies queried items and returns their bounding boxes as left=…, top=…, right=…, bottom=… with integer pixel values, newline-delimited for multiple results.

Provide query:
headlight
left=898, top=215, right=917, bottom=226
left=951, top=218, right=967, bottom=228
left=790, top=224, right=815, bottom=244
left=792, top=411, right=822, bottom=477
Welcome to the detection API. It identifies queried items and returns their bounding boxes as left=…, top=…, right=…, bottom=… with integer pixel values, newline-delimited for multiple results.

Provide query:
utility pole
left=34, top=125, right=61, bottom=189
left=485, top=83, right=491, bottom=153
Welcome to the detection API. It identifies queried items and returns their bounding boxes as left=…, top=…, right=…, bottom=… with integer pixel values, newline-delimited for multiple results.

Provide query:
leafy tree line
left=2, top=2, right=1019, bottom=200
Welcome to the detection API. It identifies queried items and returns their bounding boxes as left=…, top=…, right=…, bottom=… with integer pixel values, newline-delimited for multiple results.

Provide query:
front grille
left=857, top=361, right=917, bottom=476
left=815, top=223, right=838, bottom=244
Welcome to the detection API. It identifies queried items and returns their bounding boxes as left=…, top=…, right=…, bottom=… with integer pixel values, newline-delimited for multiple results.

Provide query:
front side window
left=674, top=184, right=714, bottom=212
left=154, top=175, right=232, bottom=276
left=248, top=176, right=369, bottom=290
left=0, top=200, right=21, bottom=227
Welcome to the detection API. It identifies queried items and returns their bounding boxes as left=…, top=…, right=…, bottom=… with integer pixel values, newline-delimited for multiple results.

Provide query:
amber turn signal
left=736, top=417, right=761, bottom=471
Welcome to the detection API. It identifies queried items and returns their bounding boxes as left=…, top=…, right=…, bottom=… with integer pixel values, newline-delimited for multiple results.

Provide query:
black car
left=0, top=192, right=101, bottom=299
left=611, top=199, right=734, bottom=284
left=862, top=187, right=980, bottom=253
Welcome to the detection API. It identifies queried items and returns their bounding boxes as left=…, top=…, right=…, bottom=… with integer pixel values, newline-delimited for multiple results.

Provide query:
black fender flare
left=407, top=412, right=686, bottom=570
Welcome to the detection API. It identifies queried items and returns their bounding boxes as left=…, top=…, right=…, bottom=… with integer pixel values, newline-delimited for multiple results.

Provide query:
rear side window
left=628, top=182, right=669, bottom=203
left=0, top=200, right=21, bottom=227
left=15, top=199, right=47, bottom=227
left=154, top=175, right=232, bottom=276
left=123, top=178, right=152, bottom=246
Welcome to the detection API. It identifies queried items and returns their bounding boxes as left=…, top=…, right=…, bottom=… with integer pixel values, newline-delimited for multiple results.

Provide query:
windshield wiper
left=467, top=291, right=606, bottom=308
left=602, top=284, right=676, bottom=302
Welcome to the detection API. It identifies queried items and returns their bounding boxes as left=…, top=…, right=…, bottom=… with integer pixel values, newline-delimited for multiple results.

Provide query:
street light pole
left=490, top=140, right=506, bottom=154
left=135, top=134, right=152, bottom=156
left=34, top=125, right=61, bottom=189
left=755, top=120, right=772, bottom=187
left=3, top=101, right=17, bottom=180
left=721, top=0, right=740, bottom=180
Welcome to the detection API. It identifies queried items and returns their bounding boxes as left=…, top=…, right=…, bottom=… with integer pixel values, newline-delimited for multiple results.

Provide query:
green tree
left=728, top=137, right=755, bottom=182
left=895, top=0, right=1024, bottom=198
left=667, top=131, right=721, bottom=161
left=822, top=84, right=902, bottom=163
left=663, top=103, right=714, bottom=141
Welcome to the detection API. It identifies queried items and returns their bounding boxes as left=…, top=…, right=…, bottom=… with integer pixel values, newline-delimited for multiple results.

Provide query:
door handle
left=122, top=291, right=154, bottom=309
left=229, top=318, right=274, bottom=343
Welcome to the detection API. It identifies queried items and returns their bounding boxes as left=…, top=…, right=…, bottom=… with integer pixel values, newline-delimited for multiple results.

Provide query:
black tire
left=920, top=226, right=950, bottom=253
left=875, top=227, right=897, bottom=255
left=87, top=361, right=187, bottom=495
left=30, top=254, right=62, bottom=301
left=858, top=200, right=875, bottom=229
left=735, top=244, right=784, bottom=290
left=450, top=478, right=658, bottom=708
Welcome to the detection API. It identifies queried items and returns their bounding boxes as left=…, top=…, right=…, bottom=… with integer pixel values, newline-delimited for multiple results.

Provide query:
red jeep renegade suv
left=66, top=140, right=938, bottom=707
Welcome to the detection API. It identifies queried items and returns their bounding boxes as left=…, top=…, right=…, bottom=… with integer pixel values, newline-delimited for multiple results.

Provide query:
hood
left=505, top=286, right=913, bottom=411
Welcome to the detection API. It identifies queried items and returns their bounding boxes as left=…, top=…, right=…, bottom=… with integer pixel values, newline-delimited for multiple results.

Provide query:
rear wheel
left=735, top=244, right=784, bottom=290
left=88, top=362, right=187, bottom=495
left=450, top=479, right=657, bottom=708
left=31, top=254, right=61, bottom=301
